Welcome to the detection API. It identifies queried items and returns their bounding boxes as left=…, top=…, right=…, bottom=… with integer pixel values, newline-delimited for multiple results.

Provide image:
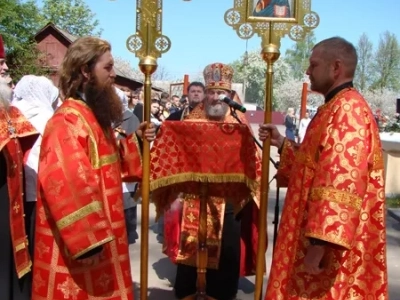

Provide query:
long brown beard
left=84, top=77, right=122, bottom=132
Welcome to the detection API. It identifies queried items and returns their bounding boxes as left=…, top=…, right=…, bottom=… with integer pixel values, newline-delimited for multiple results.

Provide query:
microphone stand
left=229, top=108, right=279, bottom=168
left=229, top=107, right=281, bottom=250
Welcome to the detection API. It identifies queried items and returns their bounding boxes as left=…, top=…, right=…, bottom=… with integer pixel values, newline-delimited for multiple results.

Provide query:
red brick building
left=34, top=23, right=163, bottom=93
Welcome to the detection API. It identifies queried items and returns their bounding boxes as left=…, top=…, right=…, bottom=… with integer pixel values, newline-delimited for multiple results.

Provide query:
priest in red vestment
left=155, top=63, right=263, bottom=300
left=259, top=37, right=388, bottom=299
left=0, top=35, right=39, bottom=300
left=32, top=37, right=155, bottom=300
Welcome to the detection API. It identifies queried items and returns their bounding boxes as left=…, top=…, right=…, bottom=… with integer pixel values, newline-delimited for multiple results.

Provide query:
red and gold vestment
left=265, top=88, right=388, bottom=299
left=32, top=99, right=142, bottom=300
left=151, top=102, right=264, bottom=276
left=0, top=107, right=38, bottom=278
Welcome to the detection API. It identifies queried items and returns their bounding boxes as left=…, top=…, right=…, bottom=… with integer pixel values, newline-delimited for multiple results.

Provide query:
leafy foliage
left=230, top=31, right=400, bottom=114
left=372, top=31, right=400, bottom=91
left=0, top=0, right=102, bottom=81
left=354, top=33, right=374, bottom=91
left=283, top=32, right=316, bottom=80
left=0, top=0, right=49, bottom=81
left=41, top=0, right=102, bottom=37
left=230, top=49, right=291, bottom=109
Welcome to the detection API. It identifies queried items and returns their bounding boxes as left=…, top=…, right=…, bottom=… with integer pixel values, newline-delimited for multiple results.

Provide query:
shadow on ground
left=153, top=257, right=177, bottom=285
left=238, top=277, right=255, bottom=294
left=133, top=281, right=176, bottom=299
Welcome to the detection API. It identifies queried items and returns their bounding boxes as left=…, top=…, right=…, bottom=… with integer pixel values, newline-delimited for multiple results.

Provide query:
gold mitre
left=203, top=62, right=234, bottom=91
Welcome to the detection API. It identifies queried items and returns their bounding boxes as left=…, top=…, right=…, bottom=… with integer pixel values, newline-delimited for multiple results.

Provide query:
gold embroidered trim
left=306, top=232, right=352, bottom=250
left=150, top=172, right=258, bottom=194
left=130, top=133, right=142, bottom=166
left=56, top=201, right=103, bottom=230
left=17, top=260, right=32, bottom=278
left=72, top=236, right=114, bottom=260
left=15, top=240, right=28, bottom=252
left=58, top=103, right=100, bottom=169
left=99, top=153, right=119, bottom=167
left=310, top=187, right=362, bottom=210
left=175, top=194, right=225, bottom=270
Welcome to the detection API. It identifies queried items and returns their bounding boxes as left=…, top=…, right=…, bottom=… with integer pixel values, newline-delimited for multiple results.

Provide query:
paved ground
left=128, top=125, right=400, bottom=299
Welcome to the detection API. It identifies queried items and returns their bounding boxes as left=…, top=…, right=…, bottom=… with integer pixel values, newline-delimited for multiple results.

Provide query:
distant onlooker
left=170, top=95, right=181, bottom=114
left=163, top=101, right=171, bottom=119
left=160, top=91, right=169, bottom=105
left=150, top=99, right=162, bottom=129
left=298, top=111, right=311, bottom=143
left=284, top=107, right=296, bottom=141
left=179, top=95, right=188, bottom=109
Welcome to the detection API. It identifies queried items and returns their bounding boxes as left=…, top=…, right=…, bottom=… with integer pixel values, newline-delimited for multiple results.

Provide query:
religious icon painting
left=250, top=0, right=296, bottom=22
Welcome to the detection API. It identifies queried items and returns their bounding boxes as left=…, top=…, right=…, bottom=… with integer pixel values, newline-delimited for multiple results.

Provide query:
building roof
left=34, top=22, right=164, bottom=92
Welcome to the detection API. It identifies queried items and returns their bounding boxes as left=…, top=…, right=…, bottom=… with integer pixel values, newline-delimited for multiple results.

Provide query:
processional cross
left=110, top=1, right=319, bottom=299
left=224, top=1, right=318, bottom=299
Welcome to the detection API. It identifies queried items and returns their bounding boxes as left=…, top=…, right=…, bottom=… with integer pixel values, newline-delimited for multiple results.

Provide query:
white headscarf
left=11, top=75, right=59, bottom=202
left=115, top=86, right=129, bottom=112
left=12, top=75, right=59, bottom=134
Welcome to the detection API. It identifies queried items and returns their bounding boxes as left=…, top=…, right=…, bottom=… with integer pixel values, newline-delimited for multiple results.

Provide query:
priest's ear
left=80, top=65, right=91, bottom=80
left=333, top=59, right=343, bottom=80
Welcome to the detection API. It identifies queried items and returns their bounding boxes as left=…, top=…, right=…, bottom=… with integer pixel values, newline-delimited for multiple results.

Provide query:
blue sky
left=84, top=0, right=399, bottom=80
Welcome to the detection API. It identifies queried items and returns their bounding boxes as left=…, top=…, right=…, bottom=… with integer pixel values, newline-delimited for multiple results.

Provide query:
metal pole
left=254, top=36, right=280, bottom=300
left=138, top=56, right=157, bottom=300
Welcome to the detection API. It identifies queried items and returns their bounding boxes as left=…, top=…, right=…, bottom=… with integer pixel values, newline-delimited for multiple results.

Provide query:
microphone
left=218, top=95, right=247, bottom=113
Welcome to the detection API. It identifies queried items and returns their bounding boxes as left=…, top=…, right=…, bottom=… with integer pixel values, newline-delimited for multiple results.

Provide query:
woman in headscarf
left=11, top=75, right=59, bottom=263
left=12, top=75, right=59, bottom=203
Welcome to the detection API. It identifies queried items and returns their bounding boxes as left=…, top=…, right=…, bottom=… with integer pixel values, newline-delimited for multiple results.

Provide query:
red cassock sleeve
left=276, top=138, right=298, bottom=187
left=38, top=113, right=115, bottom=260
left=118, top=132, right=143, bottom=182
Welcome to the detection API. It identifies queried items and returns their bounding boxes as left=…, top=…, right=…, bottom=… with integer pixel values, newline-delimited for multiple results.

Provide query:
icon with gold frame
left=225, top=0, right=319, bottom=45
left=251, top=0, right=296, bottom=22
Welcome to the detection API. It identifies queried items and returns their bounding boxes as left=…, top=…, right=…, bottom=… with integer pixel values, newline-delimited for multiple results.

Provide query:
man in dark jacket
left=167, top=82, right=205, bottom=121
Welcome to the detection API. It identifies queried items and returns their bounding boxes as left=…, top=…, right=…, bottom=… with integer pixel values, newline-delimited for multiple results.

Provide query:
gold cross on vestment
left=13, top=202, right=20, bottom=214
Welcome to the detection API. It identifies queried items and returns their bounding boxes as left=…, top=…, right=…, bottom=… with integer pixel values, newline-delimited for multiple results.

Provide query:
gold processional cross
left=110, top=1, right=319, bottom=299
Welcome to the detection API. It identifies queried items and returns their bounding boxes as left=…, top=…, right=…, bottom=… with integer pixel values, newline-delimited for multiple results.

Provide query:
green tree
left=0, top=0, right=48, bottom=81
left=372, top=31, right=400, bottom=91
left=0, top=0, right=44, bottom=50
left=354, top=33, right=374, bottom=91
left=284, top=31, right=316, bottom=79
left=41, top=0, right=102, bottom=37
left=230, top=49, right=290, bottom=109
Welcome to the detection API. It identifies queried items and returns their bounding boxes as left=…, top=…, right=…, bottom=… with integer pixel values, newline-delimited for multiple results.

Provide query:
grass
left=386, top=196, right=400, bottom=208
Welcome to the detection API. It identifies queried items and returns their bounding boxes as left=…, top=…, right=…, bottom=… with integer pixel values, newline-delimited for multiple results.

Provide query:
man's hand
left=304, top=245, right=325, bottom=275
left=136, top=122, right=156, bottom=142
left=258, top=124, right=285, bottom=148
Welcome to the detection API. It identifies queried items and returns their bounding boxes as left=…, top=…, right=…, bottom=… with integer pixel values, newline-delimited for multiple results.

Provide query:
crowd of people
left=0, top=32, right=389, bottom=300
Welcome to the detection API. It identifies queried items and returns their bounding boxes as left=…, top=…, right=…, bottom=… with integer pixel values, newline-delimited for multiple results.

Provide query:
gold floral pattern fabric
left=151, top=103, right=264, bottom=273
left=265, top=88, right=388, bottom=299
left=32, top=99, right=142, bottom=300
